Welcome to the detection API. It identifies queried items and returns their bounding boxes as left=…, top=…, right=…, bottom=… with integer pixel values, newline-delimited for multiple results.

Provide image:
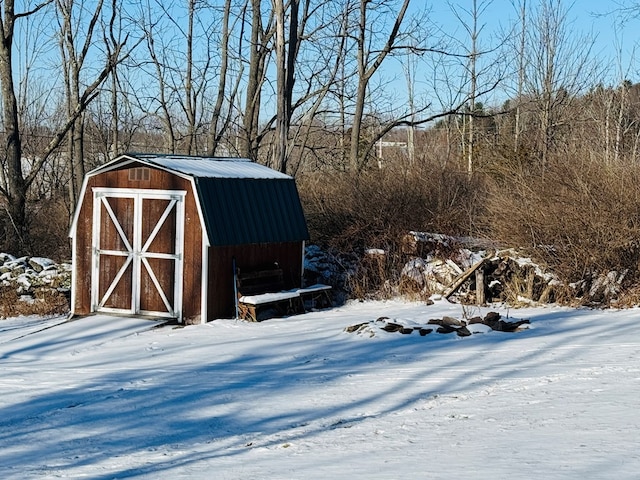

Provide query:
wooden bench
left=235, top=267, right=332, bottom=322
left=236, top=267, right=305, bottom=321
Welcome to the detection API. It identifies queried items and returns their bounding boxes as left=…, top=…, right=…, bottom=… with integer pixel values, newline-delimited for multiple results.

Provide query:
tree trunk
left=58, top=0, right=105, bottom=207
left=349, top=0, right=410, bottom=171
left=67, top=115, right=85, bottom=211
left=467, top=0, right=478, bottom=175
left=208, top=0, right=232, bottom=156
left=240, top=0, right=267, bottom=160
left=185, top=0, right=197, bottom=154
left=273, top=0, right=286, bottom=171
left=514, top=0, right=526, bottom=153
left=0, top=0, right=27, bottom=251
left=272, top=0, right=299, bottom=173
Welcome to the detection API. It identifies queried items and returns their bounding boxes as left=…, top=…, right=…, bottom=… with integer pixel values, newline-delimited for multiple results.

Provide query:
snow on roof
left=131, top=154, right=292, bottom=180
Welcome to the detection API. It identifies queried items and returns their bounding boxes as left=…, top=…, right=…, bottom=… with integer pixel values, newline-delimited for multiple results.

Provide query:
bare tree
left=56, top=0, right=126, bottom=208
left=207, top=0, right=240, bottom=156
left=0, top=0, right=42, bottom=250
left=285, top=0, right=353, bottom=174
left=349, top=0, right=411, bottom=171
left=239, top=0, right=274, bottom=160
left=401, top=45, right=418, bottom=166
left=0, top=0, right=131, bottom=251
left=450, top=0, right=492, bottom=174
left=447, top=0, right=509, bottom=175
left=513, top=0, right=526, bottom=152
left=523, top=0, right=597, bottom=172
left=140, top=2, right=176, bottom=152
left=138, top=0, right=219, bottom=155
left=1, top=0, right=120, bottom=249
left=86, top=25, right=142, bottom=164
left=184, top=0, right=197, bottom=153
left=597, top=34, right=637, bottom=164
left=272, top=0, right=301, bottom=173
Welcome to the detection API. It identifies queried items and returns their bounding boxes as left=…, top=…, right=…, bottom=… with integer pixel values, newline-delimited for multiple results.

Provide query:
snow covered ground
left=1, top=298, right=639, bottom=479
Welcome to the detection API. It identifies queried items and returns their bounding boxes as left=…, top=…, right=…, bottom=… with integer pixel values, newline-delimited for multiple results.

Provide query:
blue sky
left=414, top=0, right=639, bottom=77
left=379, top=0, right=640, bottom=112
left=448, top=0, right=640, bottom=69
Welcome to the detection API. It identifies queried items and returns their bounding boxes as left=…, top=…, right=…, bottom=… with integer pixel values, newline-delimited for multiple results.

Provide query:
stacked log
left=400, top=239, right=562, bottom=305
left=480, top=253, right=560, bottom=304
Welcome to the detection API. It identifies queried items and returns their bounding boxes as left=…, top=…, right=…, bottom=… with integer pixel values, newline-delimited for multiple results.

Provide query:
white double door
left=91, top=188, right=185, bottom=319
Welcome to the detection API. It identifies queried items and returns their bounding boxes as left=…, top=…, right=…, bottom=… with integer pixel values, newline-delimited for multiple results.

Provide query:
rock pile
left=345, top=311, right=530, bottom=338
left=0, top=253, right=71, bottom=317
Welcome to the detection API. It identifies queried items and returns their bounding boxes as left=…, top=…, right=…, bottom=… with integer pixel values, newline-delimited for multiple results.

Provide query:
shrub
left=298, top=160, right=484, bottom=298
left=0, top=286, right=69, bottom=318
left=483, top=156, right=640, bottom=291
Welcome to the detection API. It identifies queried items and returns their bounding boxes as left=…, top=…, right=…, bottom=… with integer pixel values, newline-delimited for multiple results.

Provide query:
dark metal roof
left=195, top=176, right=309, bottom=246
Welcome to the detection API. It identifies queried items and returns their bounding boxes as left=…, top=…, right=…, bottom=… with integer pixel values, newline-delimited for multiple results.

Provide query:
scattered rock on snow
left=344, top=311, right=530, bottom=338
left=382, top=322, right=403, bottom=332
left=456, top=326, right=472, bottom=337
left=344, top=322, right=369, bottom=334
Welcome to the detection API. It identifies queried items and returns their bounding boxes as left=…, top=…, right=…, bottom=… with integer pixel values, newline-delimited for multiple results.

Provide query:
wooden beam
left=444, top=258, right=486, bottom=299
left=475, top=267, right=485, bottom=305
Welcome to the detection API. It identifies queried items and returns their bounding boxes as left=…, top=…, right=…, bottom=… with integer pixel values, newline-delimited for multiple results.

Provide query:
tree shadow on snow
left=0, top=306, right=636, bottom=478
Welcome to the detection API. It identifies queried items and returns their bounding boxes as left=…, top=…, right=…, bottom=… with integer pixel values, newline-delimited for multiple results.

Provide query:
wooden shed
left=69, top=153, right=310, bottom=324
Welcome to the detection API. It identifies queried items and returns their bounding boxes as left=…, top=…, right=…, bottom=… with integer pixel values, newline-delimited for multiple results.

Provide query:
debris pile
left=304, top=245, right=359, bottom=304
left=400, top=232, right=562, bottom=305
left=0, top=254, right=70, bottom=292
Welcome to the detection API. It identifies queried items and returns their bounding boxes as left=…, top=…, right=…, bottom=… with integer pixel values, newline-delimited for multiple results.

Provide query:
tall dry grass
left=483, top=155, right=640, bottom=288
left=298, top=160, right=484, bottom=298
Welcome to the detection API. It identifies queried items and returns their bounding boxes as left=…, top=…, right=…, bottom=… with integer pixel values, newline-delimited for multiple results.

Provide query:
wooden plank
left=297, top=284, right=332, bottom=294
left=444, top=258, right=486, bottom=299
left=475, top=268, right=485, bottom=305
left=240, top=269, right=283, bottom=280
left=239, top=290, right=301, bottom=305
left=445, top=259, right=464, bottom=275
left=236, top=267, right=285, bottom=295
left=238, top=294, right=304, bottom=321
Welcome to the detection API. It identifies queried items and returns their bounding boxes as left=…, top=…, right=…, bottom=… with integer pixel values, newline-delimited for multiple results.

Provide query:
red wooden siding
left=206, top=242, right=303, bottom=319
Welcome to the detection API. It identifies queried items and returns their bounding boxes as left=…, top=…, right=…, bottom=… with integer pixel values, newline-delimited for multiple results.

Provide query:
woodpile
left=479, top=253, right=560, bottom=305
left=400, top=232, right=562, bottom=305
left=401, top=231, right=493, bottom=258
left=344, top=312, right=530, bottom=338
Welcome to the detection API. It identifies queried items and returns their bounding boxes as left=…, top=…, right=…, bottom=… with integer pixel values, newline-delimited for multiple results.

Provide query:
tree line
left=0, top=0, right=638, bottom=266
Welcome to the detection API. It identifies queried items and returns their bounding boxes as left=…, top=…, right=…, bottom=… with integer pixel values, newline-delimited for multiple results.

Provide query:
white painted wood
left=301, top=241, right=306, bottom=287
left=296, top=284, right=332, bottom=294
left=199, top=224, right=208, bottom=324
